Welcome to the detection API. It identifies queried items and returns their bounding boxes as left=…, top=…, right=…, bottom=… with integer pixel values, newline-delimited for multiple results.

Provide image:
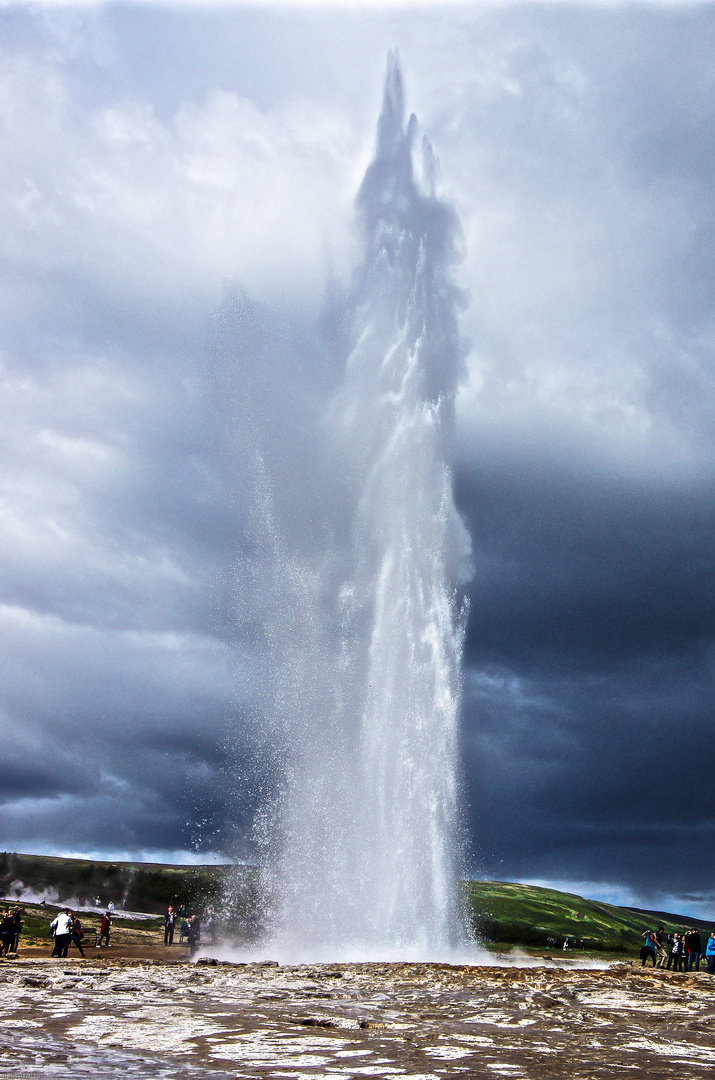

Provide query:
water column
left=266, top=53, right=471, bottom=961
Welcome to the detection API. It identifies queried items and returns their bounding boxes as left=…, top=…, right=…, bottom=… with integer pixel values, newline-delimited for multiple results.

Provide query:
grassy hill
left=2, top=853, right=711, bottom=953
left=0, top=851, right=256, bottom=921
left=463, top=879, right=714, bottom=951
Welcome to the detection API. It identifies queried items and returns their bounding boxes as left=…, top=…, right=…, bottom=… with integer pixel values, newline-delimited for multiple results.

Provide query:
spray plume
left=221, top=52, right=471, bottom=962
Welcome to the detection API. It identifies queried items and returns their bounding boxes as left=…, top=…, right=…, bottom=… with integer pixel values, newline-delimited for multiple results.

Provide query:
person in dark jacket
left=186, top=915, right=201, bottom=957
left=688, top=928, right=702, bottom=971
left=0, top=911, right=13, bottom=956
left=667, top=932, right=681, bottom=971
left=11, top=907, right=22, bottom=953
left=164, top=905, right=175, bottom=946
left=70, top=916, right=86, bottom=957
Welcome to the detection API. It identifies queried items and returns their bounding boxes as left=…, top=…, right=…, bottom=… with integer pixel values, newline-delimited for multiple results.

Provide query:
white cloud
left=0, top=50, right=361, bottom=309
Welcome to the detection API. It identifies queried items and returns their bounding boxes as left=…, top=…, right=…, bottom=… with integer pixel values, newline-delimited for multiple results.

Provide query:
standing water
left=232, top=54, right=471, bottom=962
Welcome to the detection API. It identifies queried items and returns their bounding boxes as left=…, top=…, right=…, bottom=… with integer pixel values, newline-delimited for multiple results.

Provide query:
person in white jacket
left=50, top=910, right=73, bottom=958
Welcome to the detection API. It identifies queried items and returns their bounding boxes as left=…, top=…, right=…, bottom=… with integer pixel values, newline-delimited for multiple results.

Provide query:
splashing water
left=228, top=54, right=472, bottom=962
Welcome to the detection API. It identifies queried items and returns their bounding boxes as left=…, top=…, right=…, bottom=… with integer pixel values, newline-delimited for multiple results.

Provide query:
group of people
left=48, top=901, right=206, bottom=959
left=77, top=896, right=117, bottom=911
left=49, top=909, right=112, bottom=957
left=0, top=907, right=22, bottom=955
left=163, top=905, right=203, bottom=955
left=640, top=926, right=715, bottom=973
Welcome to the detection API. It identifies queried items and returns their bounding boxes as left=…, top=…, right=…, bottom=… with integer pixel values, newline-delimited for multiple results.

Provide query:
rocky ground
left=1, top=954, right=714, bottom=1078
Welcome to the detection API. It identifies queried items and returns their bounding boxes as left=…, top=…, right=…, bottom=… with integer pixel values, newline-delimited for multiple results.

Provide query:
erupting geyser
left=231, top=54, right=472, bottom=962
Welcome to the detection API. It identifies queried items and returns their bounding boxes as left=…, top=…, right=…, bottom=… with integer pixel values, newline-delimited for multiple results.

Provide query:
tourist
left=687, top=928, right=701, bottom=972
left=682, top=928, right=693, bottom=970
left=654, top=926, right=667, bottom=968
left=667, top=932, right=681, bottom=971
left=179, top=918, right=190, bottom=944
left=12, top=906, right=22, bottom=953
left=640, top=931, right=657, bottom=967
left=204, top=911, right=216, bottom=945
left=706, top=933, right=715, bottom=975
left=97, top=911, right=111, bottom=948
left=681, top=932, right=691, bottom=972
left=50, top=910, right=73, bottom=958
left=187, top=915, right=201, bottom=957
left=164, top=905, right=176, bottom=946
left=70, top=916, right=86, bottom=957
left=0, top=911, right=13, bottom=956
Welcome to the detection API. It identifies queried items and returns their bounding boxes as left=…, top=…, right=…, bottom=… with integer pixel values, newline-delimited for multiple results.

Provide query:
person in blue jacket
left=705, top=932, right=715, bottom=975
left=640, top=931, right=657, bottom=967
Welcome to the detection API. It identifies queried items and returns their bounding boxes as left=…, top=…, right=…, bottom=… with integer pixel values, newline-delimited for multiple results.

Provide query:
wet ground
left=1, top=956, right=713, bottom=1078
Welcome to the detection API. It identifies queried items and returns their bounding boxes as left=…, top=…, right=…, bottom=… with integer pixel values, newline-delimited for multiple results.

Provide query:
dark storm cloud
left=457, top=452, right=715, bottom=902
left=457, top=461, right=715, bottom=670
left=0, top=760, right=91, bottom=801
left=0, top=266, right=243, bottom=856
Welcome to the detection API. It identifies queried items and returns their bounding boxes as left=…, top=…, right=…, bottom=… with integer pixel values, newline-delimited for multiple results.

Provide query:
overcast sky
left=2, top=0, right=715, bottom=919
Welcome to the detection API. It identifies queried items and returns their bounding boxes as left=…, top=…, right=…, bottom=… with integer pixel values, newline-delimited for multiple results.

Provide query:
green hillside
left=0, top=851, right=256, bottom=923
left=463, top=879, right=714, bottom=951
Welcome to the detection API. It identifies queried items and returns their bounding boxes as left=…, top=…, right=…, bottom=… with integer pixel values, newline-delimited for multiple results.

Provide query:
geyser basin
left=228, top=54, right=472, bottom=962
left=5, top=957, right=713, bottom=1079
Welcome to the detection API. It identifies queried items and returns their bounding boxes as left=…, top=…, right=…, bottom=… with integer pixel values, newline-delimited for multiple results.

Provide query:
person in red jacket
left=97, top=911, right=111, bottom=948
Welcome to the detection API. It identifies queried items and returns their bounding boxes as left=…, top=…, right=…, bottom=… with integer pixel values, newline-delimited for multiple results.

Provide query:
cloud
left=0, top=37, right=360, bottom=312
left=457, top=453, right=715, bottom=896
left=422, top=9, right=715, bottom=479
